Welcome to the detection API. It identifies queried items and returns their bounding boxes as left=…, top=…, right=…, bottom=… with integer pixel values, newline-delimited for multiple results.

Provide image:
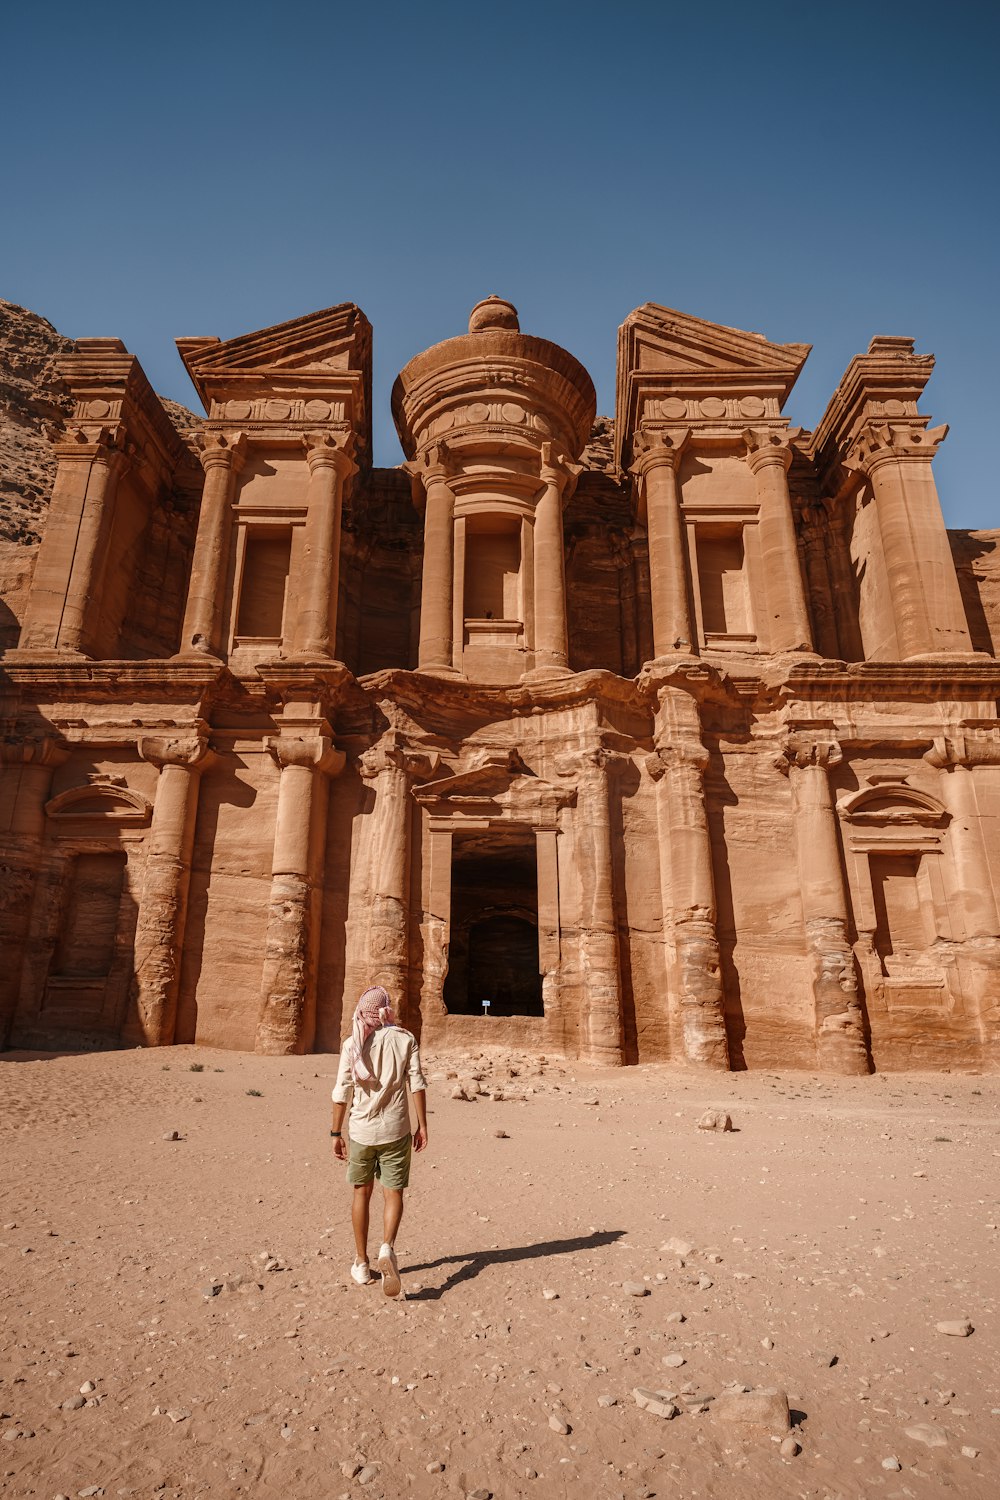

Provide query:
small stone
left=936, top=1319, right=974, bottom=1337
left=882, top=1457, right=902, bottom=1471
left=779, top=1435, right=800, bottom=1457
left=662, top=1354, right=686, bottom=1368
left=201, top=1283, right=221, bottom=1298
left=904, top=1423, right=948, bottom=1448
left=451, top=1086, right=468, bottom=1101
left=623, top=1281, right=649, bottom=1297
left=79, top=1490, right=102, bottom=1498
left=548, top=1413, right=570, bottom=1434
left=697, top=1109, right=733, bottom=1132
left=340, top=1462, right=362, bottom=1478
left=166, top=1409, right=190, bottom=1423
left=357, top=1467, right=379, bottom=1485
left=63, top=1395, right=86, bottom=1411
left=697, top=1274, right=713, bottom=1290
left=714, top=1388, right=790, bottom=1433
left=666, top=1311, right=686, bottom=1323
left=467, top=1490, right=492, bottom=1500
left=661, top=1237, right=694, bottom=1258
left=633, top=1388, right=679, bottom=1419
left=162, top=1131, right=180, bottom=1141
left=761, top=1337, right=774, bottom=1350
left=811, top=1351, right=837, bottom=1367
left=79, top=1381, right=96, bottom=1393
left=426, top=1460, right=445, bottom=1472
left=542, top=1288, right=559, bottom=1300
left=280, top=1425, right=293, bottom=1440
left=961, top=1446, right=979, bottom=1458
left=494, top=1128, right=510, bottom=1139
left=598, top=1394, right=617, bottom=1408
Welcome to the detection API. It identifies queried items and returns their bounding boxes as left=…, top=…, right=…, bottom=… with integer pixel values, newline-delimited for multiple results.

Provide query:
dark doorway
left=443, top=829, right=543, bottom=1017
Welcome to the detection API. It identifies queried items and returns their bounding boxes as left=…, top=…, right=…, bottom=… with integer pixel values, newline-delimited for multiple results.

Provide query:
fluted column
left=743, top=427, right=813, bottom=652
left=409, top=442, right=456, bottom=673
left=178, top=432, right=247, bottom=657
left=630, top=426, right=693, bottom=658
left=647, top=689, right=729, bottom=1067
left=776, top=738, right=870, bottom=1073
left=847, top=421, right=972, bottom=657
left=564, top=748, right=623, bottom=1065
left=291, top=430, right=357, bottom=658
left=0, top=737, right=68, bottom=1046
left=255, top=726, right=345, bottom=1054
left=126, top=730, right=213, bottom=1047
left=532, top=442, right=572, bottom=674
left=358, top=734, right=439, bottom=1021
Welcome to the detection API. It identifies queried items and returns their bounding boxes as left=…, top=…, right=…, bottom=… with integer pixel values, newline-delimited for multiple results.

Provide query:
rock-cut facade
left=2, top=294, right=999, bottom=1072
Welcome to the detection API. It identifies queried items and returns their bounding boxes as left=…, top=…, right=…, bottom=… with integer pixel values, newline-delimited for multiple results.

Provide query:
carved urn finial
left=468, top=295, right=519, bottom=334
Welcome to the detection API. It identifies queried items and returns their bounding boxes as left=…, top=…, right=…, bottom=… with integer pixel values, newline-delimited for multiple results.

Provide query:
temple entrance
left=443, top=828, right=543, bottom=1017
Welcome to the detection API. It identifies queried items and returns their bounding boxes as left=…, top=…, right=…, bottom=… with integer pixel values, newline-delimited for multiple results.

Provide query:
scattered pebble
left=494, top=1128, right=510, bottom=1139
left=882, top=1457, right=902, bottom=1471
left=697, top=1109, right=733, bottom=1132
left=903, top=1423, right=948, bottom=1448
left=662, top=1354, right=686, bottom=1368
left=633, top=1388, right=679, bottom=1419
left=623, top=1281, right=649, bottom=1297
left=936, top=1319, right=974, bottom=1337
left=426, top=1460, right=445, bottom=1472
left=548, top=1413, right=570, bottom=1434
left=779, top=1435, right=800, bottom=1458
left=542, top=1289, right=559, bottom=1301
left=162, top=1131, right=180, bottom=1142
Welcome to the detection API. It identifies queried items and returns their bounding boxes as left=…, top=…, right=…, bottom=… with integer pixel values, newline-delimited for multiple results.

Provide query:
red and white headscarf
left=349, top=985, right=396, bottom=1083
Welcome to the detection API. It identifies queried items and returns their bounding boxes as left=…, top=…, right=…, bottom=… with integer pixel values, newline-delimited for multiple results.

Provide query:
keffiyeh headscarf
left=349, top=986, right=396, bottom=1083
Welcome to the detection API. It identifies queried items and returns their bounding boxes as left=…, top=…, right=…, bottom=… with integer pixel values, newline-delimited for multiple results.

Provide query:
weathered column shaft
left=744, top=430, right=812, bottom=651
left=0, top=741, right=67, bottom=1047
left=632, top=429, right=693, bottom=657
left=256, top=732, right=343, bottom=1055
left=129, top=739, right=209, bottom=1047
left=576, top=754, right=624, bottom=1065
left=292, top=433, right=356, bottom=657
left=57, top=442, right=127, bottom=654
left=418, top=468, right=455, bottom=671
left=179, top=434, right=245, bottom=656
left=780, top=741, right=869, bottom=1074
left=532, top=452, right=570, bottom=671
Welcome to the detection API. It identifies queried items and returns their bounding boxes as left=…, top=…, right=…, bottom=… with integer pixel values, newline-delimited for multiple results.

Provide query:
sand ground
left=1, top=1045, right=998, bottom=1500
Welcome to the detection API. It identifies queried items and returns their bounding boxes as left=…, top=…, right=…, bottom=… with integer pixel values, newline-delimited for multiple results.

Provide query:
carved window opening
left=870, top=852, right=933, bottom=974
left=235, top=527, right=292, bottom=642
left=51, top=851, right=126, bottom=979
left=463, top=515, right=522, bottom=627
left=442, top=828, right=543, bottom=1017
left=695, top=524, right=755, bottom=647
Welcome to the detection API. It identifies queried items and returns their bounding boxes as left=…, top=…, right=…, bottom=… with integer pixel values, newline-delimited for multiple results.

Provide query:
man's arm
left=412, top=1089, right=428, bottom=1152
left=330, top=1048, right=352, bottom=1161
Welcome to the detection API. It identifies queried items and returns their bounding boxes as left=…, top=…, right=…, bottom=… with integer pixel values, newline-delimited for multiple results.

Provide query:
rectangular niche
left=52, top=851, right=127, bottom=978
left=235, top=527, right=293, bottom=642
left=464, top=515, right=522, bottom=625
left=442, top=828, right=543, bottom=1018
left=695, top=524, right=755, bottom=647
left=870, top=852, right=933, bottom=969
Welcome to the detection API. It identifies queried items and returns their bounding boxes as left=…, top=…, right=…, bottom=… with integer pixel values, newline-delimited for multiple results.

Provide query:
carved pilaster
left=406, top=441, right=458, bottom=673
left=630, top=425, right=693, bottom=658
left=775, top=736, right=870, bottom=1074
left=924, top=733, right=1000, bottom=940
left=178, top=431, right=248, bottom=657
left=255, top=725, right=345, bottom=1055
left=742, top=426, right=813, bottom=653
left=291, top=430, right=358, bottom=659
left=127, top=730, right=213, bottom=1047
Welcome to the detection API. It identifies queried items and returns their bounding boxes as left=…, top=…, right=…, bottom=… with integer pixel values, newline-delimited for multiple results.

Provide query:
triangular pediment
left=624, top=303, right=810, bottom=381
left=177, top=303, right=372, bottom=410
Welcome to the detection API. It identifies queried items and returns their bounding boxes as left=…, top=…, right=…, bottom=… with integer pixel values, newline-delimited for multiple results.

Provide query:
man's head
left=350, top=986, right=396, bottom=1083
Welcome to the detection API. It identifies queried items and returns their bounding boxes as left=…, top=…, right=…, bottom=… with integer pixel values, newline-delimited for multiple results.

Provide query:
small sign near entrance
left=481, top=999, right=492, bottom=1017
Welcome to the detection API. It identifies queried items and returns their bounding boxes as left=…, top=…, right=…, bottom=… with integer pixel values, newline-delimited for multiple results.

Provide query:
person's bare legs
left=352, top=1182, right=374, bottom=1261
left=382, top=1188, right=404, bottom=1247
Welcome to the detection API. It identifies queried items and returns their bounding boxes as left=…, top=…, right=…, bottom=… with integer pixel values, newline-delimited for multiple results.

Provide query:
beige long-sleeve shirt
left=331, top=1026, right=427, bottom=1146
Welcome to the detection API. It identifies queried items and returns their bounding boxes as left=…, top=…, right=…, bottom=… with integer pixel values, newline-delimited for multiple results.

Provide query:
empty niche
left=236, top=528, right=292, bottom=640
left=51, top=851, right=126, bottom=978
left=464, top=516, right=521, bottom=623
left=443, top=828, right=543, bottom=1016
left=870, top=852, right=931, bottom=969
left=696, top=525, right=752, bottom=639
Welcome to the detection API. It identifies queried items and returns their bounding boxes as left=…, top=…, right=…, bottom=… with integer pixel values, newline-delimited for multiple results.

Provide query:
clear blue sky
left=5, top=0, right=997, bottom=527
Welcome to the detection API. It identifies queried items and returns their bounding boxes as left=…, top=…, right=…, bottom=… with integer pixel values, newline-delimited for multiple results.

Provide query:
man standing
left=331, top=986, right=428, bottom=1297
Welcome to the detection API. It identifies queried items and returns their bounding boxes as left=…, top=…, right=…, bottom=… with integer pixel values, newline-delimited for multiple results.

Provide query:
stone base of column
left=521, top=664, right=573, bottom=684
left=256, top=873, right=311, bottom=1055
left=676, top=919, right=730, bottom=1068
left=807, top=918, right=871, bottom=1075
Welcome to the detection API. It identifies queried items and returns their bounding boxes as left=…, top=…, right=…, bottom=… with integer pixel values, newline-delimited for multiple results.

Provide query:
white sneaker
left=350, top=1258, right=372, bottom=1286
left=377, top=1242, right=401, bottom=1298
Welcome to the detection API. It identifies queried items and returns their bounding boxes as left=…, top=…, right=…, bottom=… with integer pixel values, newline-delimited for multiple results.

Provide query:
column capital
left=924, top=730, right=1000, bottom=770
left=137, top=726, right=213, bottom=771
left=845, top=420, right=948, bottom=478
left=538, top=440, right=581, bottom=497
left=197, top=430, right=248, bottom=475
left=0, top=734, right=70, bottom=769
left=629, top=424, right=690, bottom=482
left=645, top=740, right=709, bottom=780
left=53, top=421, right=132, bottom=467
left=303, top=428, right=358, bottom=480
left=404, top=439, right=458, bottom=489
left=741, top=425, right=801, bottom=474
left=774, top=736, right=843, bottom=775
left=266, top=729, right=345, bottom=776
left=359, top=732, right=440, bottom=783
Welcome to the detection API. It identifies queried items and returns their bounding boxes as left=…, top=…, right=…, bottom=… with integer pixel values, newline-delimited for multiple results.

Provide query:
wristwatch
left=330, top=1130, right=342, bottom=1138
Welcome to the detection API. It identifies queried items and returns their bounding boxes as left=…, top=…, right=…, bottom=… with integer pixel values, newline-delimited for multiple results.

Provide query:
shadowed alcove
left=443, top=828, right=543, bottom=1017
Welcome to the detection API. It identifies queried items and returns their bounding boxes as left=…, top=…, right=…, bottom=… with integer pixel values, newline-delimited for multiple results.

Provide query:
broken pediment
left=413, top=748, right=575, bottom=827
left=838, top=784, right=948, bottom=828
left=615, top=303, right=811, bottom=469
left=176, top=303, right=372, bottom=454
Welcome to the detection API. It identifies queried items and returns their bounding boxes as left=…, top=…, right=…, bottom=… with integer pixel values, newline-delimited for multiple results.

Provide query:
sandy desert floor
left=1, top=1045, right=998, bottom=1500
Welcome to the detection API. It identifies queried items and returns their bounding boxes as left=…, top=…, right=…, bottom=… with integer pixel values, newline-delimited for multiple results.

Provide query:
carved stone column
left=630, top=426, right=693, bottom=658
left=560, top=748, right=623, bottom=1065
left=846, top=421, right=972, bottom=658
left=126, top=730, right=213, bottom=1047
left=925, top=734, right=1000, bottom=939
left=647, top=688, right=729, bottom=1068
left=19, top=427, right=129, bottom=653
left=358, top=734, right=439, bottom=1019
left=255, top=726, right=344, bottom=1054
left=532, top=443, right=572, bottom=674
left=799, top=504, right=840, bottom=660
left=743, top=427, right=813, bottom=652
left=178, top=431, right=247, bottom=657
left=291, top=431, right=357, bottom=658
left=0, top=737, right=68, bottom=1046
left=775, top=738, right=870, bottom=1073
left=409, top=442, right=456, bottom=673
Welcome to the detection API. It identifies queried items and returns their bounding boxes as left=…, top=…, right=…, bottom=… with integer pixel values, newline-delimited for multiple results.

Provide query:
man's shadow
left=403, top=1229, right=626, bottom=1300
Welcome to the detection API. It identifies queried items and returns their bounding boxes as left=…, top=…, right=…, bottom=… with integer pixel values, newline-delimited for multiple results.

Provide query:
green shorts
left=347, top=1133, right=412, bottom=1189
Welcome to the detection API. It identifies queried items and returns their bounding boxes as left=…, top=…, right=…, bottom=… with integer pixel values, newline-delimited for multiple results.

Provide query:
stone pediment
left=176, top=304, right=372, bottom=450
left=413, top=749, right=575, bottom=827
left=615, top=303, right=811, bottom=468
